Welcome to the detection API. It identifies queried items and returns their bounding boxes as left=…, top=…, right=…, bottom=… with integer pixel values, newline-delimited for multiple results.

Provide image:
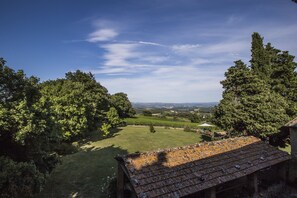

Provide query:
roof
left=115, top=136, right=290, bottom=198
left=283, top=117, right=297, bottom=128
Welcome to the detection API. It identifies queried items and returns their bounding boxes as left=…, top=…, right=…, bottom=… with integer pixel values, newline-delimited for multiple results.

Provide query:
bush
left=149, top=124, right=156, bottom=133
left=0, top=157, right=46, bottom=198
left=143, top=110, right=152, bottom=116
left=183, top=125, right=192, bottom=132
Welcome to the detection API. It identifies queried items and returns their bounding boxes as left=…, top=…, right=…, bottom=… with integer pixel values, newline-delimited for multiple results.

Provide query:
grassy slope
left=125, top=115, right=201, bottom=128
left=37, top=126, right=202, bottom=198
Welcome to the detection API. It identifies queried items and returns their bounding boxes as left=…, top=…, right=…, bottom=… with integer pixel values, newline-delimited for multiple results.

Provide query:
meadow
left=125, top=115, right=206, bottom=129
left=37, top=125, right=202, bottom=198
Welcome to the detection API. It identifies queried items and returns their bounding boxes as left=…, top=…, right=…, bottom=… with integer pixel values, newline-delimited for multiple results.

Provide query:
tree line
left=213, top=32, right=297, bottom=142
left=0, top=59, right=135, bottom=197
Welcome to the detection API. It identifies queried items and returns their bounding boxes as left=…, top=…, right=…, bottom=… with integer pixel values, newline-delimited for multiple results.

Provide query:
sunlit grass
left=279, top=144, right=291, bottom=154
left=37, top=126, right=202, bottom=198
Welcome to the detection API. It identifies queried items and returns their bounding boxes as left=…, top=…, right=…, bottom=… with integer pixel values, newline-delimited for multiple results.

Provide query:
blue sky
left=1, top=0, right=297, bottom=102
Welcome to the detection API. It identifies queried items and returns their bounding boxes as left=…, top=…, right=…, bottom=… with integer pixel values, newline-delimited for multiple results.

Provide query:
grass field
left=125, top=115, right=209, bottom=129
left=279, top=144, right=291, bottom=154
left=37, top=126, right=202, bottom=198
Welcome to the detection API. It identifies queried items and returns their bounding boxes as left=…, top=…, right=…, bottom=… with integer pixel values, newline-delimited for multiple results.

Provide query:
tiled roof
left=115, top=136, right=291, bottom=198
left=284, top=117, right=297, bottom=128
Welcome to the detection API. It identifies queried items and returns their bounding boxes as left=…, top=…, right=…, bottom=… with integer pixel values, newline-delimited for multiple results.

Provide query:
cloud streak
left=87, top=28, right=118, bottom=42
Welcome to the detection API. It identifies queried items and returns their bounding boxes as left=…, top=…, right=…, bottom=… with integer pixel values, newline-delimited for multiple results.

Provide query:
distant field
left=37, top=126, right=202, bottom=198
left=125, top=115, right=203, bottom=128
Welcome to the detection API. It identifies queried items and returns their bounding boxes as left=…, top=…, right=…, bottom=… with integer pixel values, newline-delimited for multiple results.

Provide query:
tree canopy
left=214, top=33, right=297, bottom=138
left=110, top=92, right=136, bottom=118
left=0, top=62, right=135, bottom=197
left=0, top=59, right=60, bottom=197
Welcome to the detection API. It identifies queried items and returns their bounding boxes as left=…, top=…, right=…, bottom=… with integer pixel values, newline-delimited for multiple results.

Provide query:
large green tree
left=40, top=70, right=110, bottom=140
left=213, top=60, right=289, bottom=137
left=110, top=92, right=136, bottom=118
left=0, top=58, right=59, bottom=197
left=214, top=32, right=297, bottom=138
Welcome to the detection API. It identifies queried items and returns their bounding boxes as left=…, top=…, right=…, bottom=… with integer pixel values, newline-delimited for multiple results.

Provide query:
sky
left=1, top=0, right=297, bottom=103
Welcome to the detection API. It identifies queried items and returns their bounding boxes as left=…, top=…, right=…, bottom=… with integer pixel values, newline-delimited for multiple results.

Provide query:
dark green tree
left=110, top=92, right=135, bottom=118
left=250, top=32, right=271, bottom=80
left=0, top=59, right=60, bottom=197
left=269, top=50, right=297, bottom=116
left=149, top=123, right=156, bottom=133
left=106, top=107, right=121, bottom=128
left=213, top=60, right=289, bottom=137
left=142, top=109, right=152, bottom=116
left=40, top=71, right=110, bottom=141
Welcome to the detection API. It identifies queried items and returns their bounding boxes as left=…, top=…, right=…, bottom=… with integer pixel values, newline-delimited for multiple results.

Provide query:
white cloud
left=172, top=44, right=200, bottom=52
left=101, top=43, right=140, bottom=66
left=138, top=41, right=165, bottom=47
left=87, top=28, right=118, bottom=42
left=84, top=17, right=297, bottom=102
left=98, top=65, right=225, bottom=102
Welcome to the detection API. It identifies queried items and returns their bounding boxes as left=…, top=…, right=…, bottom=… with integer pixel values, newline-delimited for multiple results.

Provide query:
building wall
left=289, top=128, right=297, bottom=183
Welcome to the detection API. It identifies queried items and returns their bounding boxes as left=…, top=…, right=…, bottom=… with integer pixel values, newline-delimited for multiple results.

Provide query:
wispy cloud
left=138, top=41, right=165, bottom=47
left=101, top=43, right=139, bottom=66
left=82, top=14, right=297, bottom=102
left=87, top=28, right=118, bottom=42
left=172, top=44, right=200, bottom=52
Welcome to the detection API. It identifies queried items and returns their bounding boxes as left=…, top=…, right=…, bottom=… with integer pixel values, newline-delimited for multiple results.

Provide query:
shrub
left=183, top=125, right=192, bottom=132
left=0, top=157, right=46, bottom=198
left=149, top=124, right=156, bottom=133
left=143, top=110, right=152, bottom=116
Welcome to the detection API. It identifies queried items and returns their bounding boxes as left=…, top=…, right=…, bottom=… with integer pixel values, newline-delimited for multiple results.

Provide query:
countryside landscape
left=1, top=0, right=297, bottom=198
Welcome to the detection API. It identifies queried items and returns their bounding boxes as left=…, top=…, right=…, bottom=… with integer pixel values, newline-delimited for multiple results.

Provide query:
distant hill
left=132, top=102, right=218, bottom=109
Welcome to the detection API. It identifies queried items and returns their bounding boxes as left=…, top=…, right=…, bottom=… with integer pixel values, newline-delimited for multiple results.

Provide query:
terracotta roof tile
left=116, top=136, right=291, bottom=197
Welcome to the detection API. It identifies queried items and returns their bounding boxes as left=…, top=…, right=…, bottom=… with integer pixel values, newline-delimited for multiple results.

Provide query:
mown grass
left=37, top=126, right=202, bottom=198
left=125, top=115, right=203, bottom=128
left=279, top=144, right=291, bottom=154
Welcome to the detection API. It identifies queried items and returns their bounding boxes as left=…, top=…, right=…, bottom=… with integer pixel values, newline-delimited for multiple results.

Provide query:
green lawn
left=279, top=144, right=291, bottom=154
left=125, top=115, right=205, bottom=129
left=37, top=126, right=202, bottom=198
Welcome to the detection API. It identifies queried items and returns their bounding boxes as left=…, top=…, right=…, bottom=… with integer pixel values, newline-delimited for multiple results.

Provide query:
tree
left=106, top=107, right=121, bottom=128
left=213, top=60, right=289, bottom=137
left=149, top=123, right=156, bottom=133
left=269, top=50, right=297, bottom=116
left=142, top=109, right=152, bottom=116
left=250, top=32, right=271, bottom=80
left=0, top=59, right=60, bottom=197
left=249, top=35, right=297, bottom=117
left=110, top=92, right=135, bottom=118
left=40, top=70, right=110, bottom=141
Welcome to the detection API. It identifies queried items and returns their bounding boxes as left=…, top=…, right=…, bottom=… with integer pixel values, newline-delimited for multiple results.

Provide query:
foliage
left=0, top=60, right=135, bottom=197
left=0, top=59, right=60, bottom=197
left=142, top=110, right=152, bottom=116
left=214, top=33, right=296, bottom=138
left=149, top=123, right=156, bottom=133
left=40, top=70, right=110, bottom=141
left=101, top=123, right=111, bottom=136
left=183, top=125, right=192, bottom=132
left=0, top=156, right=46, bottom=198
left=189, top=113, right=203, bottom=123
left=110, top=92, right=135, bottom=118
left=106, top=107, right=122, bottom=128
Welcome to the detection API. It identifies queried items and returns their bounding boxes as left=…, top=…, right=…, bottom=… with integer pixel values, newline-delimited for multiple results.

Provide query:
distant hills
left=132, top=102, right=218, bottom=109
